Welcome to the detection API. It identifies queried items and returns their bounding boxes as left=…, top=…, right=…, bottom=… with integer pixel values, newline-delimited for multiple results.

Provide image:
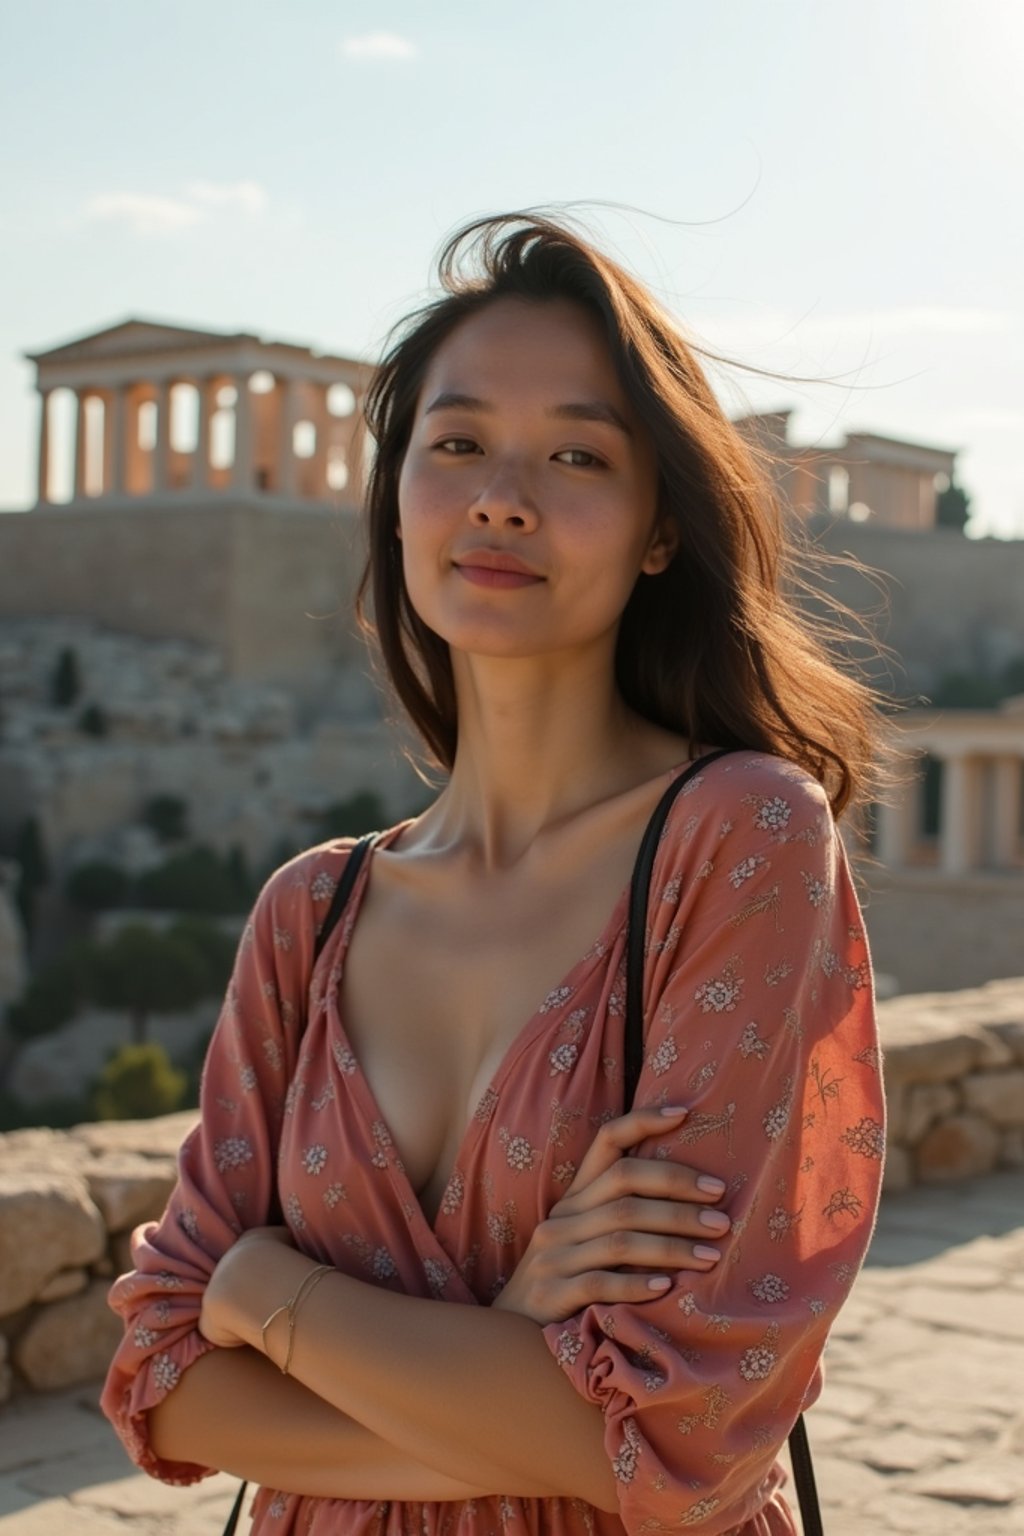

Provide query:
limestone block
left=36, top=1267, right=89, bottom=1304
left=883, top=1082, right=907, bottom=1142
left=881, top=1144, right=912, bottom=1193
left=915, top=1113, right=999, bottom=1183
left=69, top=1110, right=197, bottom=1159
left=988, top=1020, right=1024, bottom=1066
left=0, top=1174, right=106, bottom=1317
left=880, top=1012, right=985, bottom=1086
left=84, top=1154, right=177, bottom=1233
left=904, top=1082, right=959, bottom=1144
left=111, top=1230, right=136, bottom=1275
left=962, top=1069, right=1024, bottom=1128
left=13, top=1279, right=123, bottom=1391
left=1000, top=1128, right=1024, bottom=1167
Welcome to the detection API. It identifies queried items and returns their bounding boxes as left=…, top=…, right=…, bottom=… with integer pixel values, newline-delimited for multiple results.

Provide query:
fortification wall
left=0, top=502, right=367, bottom=704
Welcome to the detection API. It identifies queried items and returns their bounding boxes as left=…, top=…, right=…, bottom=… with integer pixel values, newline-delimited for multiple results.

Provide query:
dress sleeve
left=541, top=756, right=884, bottom=1533
left=98, top=844, right=346, bottom=1485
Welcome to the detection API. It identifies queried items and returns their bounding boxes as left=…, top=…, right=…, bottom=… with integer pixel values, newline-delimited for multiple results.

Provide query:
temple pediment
left=25, top=319, right=255, bottom=364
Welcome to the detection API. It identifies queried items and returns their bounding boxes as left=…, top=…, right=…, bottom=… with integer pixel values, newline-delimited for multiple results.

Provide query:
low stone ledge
left=0, top=981, right=1021, bottom=1399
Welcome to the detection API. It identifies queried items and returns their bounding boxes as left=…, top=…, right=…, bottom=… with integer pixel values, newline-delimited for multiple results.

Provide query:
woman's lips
left=455, top=565, right=544, bottom=589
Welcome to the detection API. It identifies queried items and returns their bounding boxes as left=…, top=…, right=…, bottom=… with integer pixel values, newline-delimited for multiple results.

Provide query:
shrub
left=78, top=702, right=109, bottom=737
left=87, top=923, right=210, bottom=1043
left=66, top=860, right=131, bottom=911
left=309, top=789, right=385, bottom=844
left=50, top=646, right=81, bottom=708
left=141, top=793, right=189, bottom=844
left=91, top=1043, right=188, bottom=1121
left=136, top=846, right=250, bottom=914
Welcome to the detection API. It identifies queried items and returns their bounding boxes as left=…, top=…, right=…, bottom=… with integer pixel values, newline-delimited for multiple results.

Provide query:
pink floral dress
left=101, top=751, right=884, bottom=1535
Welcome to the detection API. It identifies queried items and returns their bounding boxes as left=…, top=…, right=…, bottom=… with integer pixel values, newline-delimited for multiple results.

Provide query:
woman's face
left=396, top=296, right=675, bottom=663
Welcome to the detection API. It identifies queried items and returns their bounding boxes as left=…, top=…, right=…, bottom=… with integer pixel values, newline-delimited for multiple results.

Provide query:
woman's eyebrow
left=424, top=391, right=633, bottom=439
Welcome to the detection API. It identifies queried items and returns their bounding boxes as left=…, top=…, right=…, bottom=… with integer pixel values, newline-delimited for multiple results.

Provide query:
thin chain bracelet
left=260, top=1263, right=333, bottom=1375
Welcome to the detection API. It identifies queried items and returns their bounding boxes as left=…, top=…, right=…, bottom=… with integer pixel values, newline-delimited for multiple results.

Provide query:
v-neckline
left=324, top=759, right=693, bottom=1237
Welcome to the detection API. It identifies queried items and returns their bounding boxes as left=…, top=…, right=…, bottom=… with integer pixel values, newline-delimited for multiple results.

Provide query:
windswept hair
left=355, top=210, right=887, bottom=820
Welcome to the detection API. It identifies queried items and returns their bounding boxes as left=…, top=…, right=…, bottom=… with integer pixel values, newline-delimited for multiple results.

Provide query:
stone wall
left=1, top=979, right=1022, bottom=1401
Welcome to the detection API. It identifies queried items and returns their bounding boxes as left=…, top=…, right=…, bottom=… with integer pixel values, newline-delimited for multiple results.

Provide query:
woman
left=101, top=211, right=885, bottom=1535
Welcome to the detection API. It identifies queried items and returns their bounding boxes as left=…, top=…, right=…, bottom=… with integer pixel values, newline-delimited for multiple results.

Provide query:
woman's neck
left=419, top=650, right=690, bottom=870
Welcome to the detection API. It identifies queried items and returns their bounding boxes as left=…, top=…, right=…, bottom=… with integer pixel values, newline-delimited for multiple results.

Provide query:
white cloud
left=84, top=193, right=202, bottom=236
left=340, top=31, right=416, bottom=60
left=185, top=179, right=268, bottom=214
left=694, top=304, right=1014, bottom=356
left=82, top=180, right=269, bottom=236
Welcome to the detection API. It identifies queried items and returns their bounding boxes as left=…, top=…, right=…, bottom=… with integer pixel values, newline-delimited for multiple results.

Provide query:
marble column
left=875, top=771, right=917, bottom=869
left=277, top=375, right=299, bottom=498
left=193, top=378, right=212, bottom=491
left=311, top=383, right=329, bottom=499
left=231, top=373, right=253, bottom=493
left=989, top=755, right=1023, bottom=868
left=153, top=379, right=173, bottom=493
left=104, top=385, right=127, bottom=496
left=940, top=753, right=982, bottom=875
left=72, top=389, right=88, bottom=501
left=36, top=389, right=51, bottom=505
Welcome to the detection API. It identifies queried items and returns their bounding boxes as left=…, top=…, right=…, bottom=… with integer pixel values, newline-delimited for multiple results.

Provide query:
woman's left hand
left=199, top=1225, right=299, bottom=1350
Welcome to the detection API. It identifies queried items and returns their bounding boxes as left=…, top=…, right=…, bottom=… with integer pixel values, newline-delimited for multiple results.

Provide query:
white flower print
left=371, top=1247, right=397, bottom=1280
left=752, top=795, right=792, bottom=833
left=486, top=1201, right=518, bottom=1245
left=214, top=1136, right=253, bottom=1173
left=154, top=1300, right=171, bottom=1324
left=552, top=1160, right=576, bottom=1185
left=302, top=1143, right=328, bottom=1176
left=310, top=869, right=336, bottom=902
left=661, top=875, right=682, bottom=902
left=648, top=1035, right=678, bottom=1076
left=311, top=1080, right=335, bottom=1111
left=474, top=1086, right=499, bottom=1123
left=332, top=1039, right=357, bottom=1075
left=236, top=1064, right=256, bottom=1093
left=688, top=1059, right=717, bottom=1091
left=539, top=984, right=574, bottom=1014
left=272, top=925, right=293, bottom=952
left=612, top=1418, right=642, bottom=1484
left=323, top=1181, right=347, bottom=1208
left=681, top=1496, right=721, bottom=1526
left=152, top=1353, right=181, bottom=1393
left=765, top=961, right=794, bottom=988
left=694, top=971, right=741, bottom=1014
left=739, top=1342, right=777, bottom=1381
left=678, top=1292, right=697, bottom=1317
left=729, top=854, right=767, bottom=889
left=750, top=1273, right=790, bottom=1304
left=133, top=1323, right=157, bottom=1349
left=762, top=1083, right=793, bottom=1141
left=738, top=1020, right=770, bottom=1060
left=562, top=1006, right=589, bottom=1041
left=268, top=1492, right=289, bottom=1517
left=808, top=1298, right=827, bottom=1315
left=499, top=1129, right=538, bottom=1173
left=802, top=870, right=828, bottom=908
left=767, top=1204, right=801, bottom=1242
left=262, top=1037, right=282, bottom=1072
left=554, top=1328, right=583, bottom=1366
left=441, top=1171, right=465, bottom=1216
left=423, top=1257, right=453, bottom=1297
left=177, top=1208, right=200, bottom=1242
left=284, top=1192, right=306, bottom=1230
left=549, top=1042, right=578, bottom=1075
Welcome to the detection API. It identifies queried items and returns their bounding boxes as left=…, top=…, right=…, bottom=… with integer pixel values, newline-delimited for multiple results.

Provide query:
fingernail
left=697, top=1175, right=726, bottom=1194
left=660, top=1105, right=689, bottom=1117
left=694, top=1245, right=722, bottom=1262
left=647, top=1276, right=671, bottom=1290
left=699, top=1209, right=731, bottom=1232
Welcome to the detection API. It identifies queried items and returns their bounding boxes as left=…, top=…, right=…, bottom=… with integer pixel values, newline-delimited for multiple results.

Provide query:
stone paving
left=1, top=1169, right=1021, bottom=1535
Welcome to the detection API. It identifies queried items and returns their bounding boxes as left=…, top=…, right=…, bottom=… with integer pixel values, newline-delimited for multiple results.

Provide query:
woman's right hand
left=493, top=1106, right=730, bottom=1325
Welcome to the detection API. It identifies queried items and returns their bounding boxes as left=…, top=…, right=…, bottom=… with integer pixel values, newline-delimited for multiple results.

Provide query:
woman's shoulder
left=246, top=823, right=400, bottom=933
left=660, top=748, right=833, bottom=859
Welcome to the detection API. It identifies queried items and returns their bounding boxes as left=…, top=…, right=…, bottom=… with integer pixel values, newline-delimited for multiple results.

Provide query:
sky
left=2, top=0, right=1022, bottom=536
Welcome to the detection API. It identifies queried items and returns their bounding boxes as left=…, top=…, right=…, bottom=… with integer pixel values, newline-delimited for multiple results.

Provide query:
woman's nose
left=468, top=470, right=539, bottom=530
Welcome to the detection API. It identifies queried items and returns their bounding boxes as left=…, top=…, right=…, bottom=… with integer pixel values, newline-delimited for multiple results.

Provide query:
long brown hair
left=355, top=210, right=887, bottom=820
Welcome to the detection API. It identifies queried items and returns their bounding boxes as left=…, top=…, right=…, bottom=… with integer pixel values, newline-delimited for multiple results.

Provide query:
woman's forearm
left=231, top=1251, right=619, bottom=1511
left=148, top=1345, right=497, bottom=1501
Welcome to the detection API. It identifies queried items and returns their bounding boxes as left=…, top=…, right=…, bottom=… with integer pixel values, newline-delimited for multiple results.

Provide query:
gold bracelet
left=281, top=1264, right=332, bottom=1376
left=259, top=1263, right=333, bottom=1375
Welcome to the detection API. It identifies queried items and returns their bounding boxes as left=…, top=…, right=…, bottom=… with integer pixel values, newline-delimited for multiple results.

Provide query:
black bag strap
left=222, top=833, right=379, bottom=1534
left=622, top=747, right=824, bottom=1536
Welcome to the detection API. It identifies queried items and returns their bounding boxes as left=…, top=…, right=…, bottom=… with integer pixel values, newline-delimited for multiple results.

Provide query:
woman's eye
left=435, top=437, right=479, bottom=455
left=555, top=448, right=604, bottom=468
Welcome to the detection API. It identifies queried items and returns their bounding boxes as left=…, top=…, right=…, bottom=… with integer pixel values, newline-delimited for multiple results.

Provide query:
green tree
left=935, top=480, right=971, bottom=532
left=78, top=702, right=109, bottom=737
left=13, top=815, right=49, bottom=941
left=66, top=860, right=131, bottom=911
left=136, top=846, right=249, bottom=914
left=166, top=914, right=238, bottom=993
left=86, top=923, right=210, bottom=1044
left=50, top=646, right=81, bottom=708
left=310, top=789, right=385, bottom=843
left=141, top=793, right=189, bottom=844
left=0, top=941, right=94, bottom=1093
left=91, top=1043, right=188, bottom=1121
